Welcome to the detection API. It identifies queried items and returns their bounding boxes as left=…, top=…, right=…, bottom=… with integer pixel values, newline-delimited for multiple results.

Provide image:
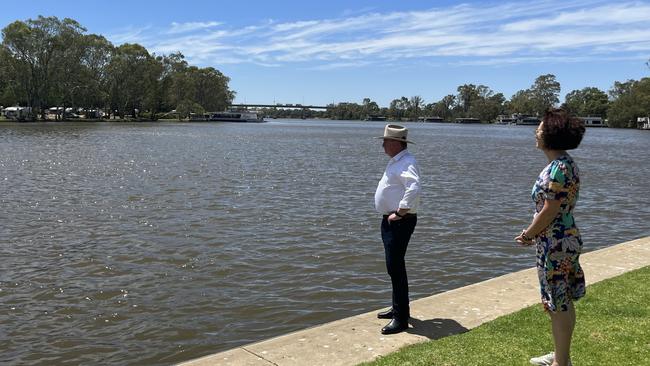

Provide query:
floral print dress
left=532, top=154, right=586, bottom=312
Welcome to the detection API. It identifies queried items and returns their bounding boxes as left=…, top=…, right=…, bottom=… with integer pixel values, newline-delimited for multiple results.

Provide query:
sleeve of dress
left=543, top=161, right=569, bottom=201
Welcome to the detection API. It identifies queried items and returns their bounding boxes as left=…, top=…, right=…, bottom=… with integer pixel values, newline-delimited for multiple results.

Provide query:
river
left=1, top=120, right=648, bottom=364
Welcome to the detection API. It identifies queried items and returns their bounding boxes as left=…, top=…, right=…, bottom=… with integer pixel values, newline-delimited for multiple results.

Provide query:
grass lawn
left=360, top=266, right=650, bottom=366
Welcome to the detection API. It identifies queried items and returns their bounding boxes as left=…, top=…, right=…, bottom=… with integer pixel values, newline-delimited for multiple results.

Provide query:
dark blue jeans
left=381, top=214, right=417, bottom=321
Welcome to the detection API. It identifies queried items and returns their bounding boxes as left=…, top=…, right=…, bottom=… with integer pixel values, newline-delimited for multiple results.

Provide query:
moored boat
left=455, top=117, right=481, bottom=123
left=515, top=115, right=540, bottom=125
left=579, top=116, right=606, bottom=127
left=209, top=111, right=264, bottom=122
left=420, top=116, right=444, bottom=123
left=188, top=111, right=265, bottom=122
left=365, top=115, right=387, bottom=121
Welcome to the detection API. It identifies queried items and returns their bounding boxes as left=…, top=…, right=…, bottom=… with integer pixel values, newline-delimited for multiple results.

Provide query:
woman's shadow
left=406, top=318, right=468, bottom=339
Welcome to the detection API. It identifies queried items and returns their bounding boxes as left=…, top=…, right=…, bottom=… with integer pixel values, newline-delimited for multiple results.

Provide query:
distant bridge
left=229, top=103, right=330, bottom=110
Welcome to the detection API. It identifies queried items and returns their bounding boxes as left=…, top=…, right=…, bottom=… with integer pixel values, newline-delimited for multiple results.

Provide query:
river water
left=0, top=120, right=648, bottom=364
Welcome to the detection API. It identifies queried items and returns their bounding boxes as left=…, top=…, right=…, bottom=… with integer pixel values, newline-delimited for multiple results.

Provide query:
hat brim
left=374, top=136, right=415, bottom=144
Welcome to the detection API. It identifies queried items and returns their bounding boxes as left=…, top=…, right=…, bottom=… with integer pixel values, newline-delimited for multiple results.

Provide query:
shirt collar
left=390, top=149, right=409, bottom=163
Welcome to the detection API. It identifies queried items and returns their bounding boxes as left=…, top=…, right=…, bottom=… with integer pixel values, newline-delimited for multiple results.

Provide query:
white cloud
left=110, top=0, right=650, bottom=68
left=168, top=21, right=221, bottom=34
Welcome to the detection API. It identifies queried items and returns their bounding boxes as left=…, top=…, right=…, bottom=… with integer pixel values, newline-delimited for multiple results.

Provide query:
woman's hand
left=515, top=230, right=534, bottom=246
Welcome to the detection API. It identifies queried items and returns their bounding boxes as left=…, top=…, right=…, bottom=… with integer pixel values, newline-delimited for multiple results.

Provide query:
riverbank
left=362, top=264, right=650, bottom=365
left=179, top=236, right=650, bottom=366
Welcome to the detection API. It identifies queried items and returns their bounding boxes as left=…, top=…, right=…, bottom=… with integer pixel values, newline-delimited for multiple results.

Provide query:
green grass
left=360, top=266, right=650, bottom=366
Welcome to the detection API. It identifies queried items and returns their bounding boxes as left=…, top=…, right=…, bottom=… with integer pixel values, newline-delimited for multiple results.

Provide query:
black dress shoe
left=377, top=309, right=394, bottom=319
left=381, top=318, right=408, bottom=334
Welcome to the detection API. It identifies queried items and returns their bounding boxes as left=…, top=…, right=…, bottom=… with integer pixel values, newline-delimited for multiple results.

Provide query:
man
left=374, top=124, right=421, bottom=335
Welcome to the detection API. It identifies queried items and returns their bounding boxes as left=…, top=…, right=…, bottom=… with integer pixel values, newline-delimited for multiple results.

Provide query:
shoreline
left=179, top=236, right=650, bottom=366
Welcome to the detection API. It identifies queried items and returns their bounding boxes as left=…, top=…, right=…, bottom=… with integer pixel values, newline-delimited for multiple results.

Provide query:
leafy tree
left=456, top=84, right=480, bottom=116
left=530, top=74, right=560, bottom=115
left=562, top=87, right=609, bottom=117
left=607, top=78, right=650, bottom=128
left=408, top=95, right=423, bottom=120
left=362, top=97, right=380, bottom=117
left=79, top=34, right=113, bottom=114
left=1, top=16, right=85, bottom=118
left=508, top=89, right=536, bottom=115
left=433, top=94, right=456, bottom=121
left=388, top=97, right=410, bottom=120
left=107, top=43, right=161, bottom=118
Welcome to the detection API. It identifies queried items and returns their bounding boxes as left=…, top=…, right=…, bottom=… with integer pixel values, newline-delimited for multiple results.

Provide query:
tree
left=562, top=87, right=609, bottom=117
left=508, top=89, right=536, bottom=115
left=434, top=94, right=456, bottom=121
left=529, top=74, right=561, bottom=115
left=388, top=97, right=410, bottom=120
left=107, top=43, right=161, bottom=118
left=456, top=84, right=480, bottom=115
left=1, top=16, right=85, bottom=118
left=361, top=97, right=380, bottom=117
left=78, top=34, right=113, bottom=113
left=607, top=78, right=650, bottom=128
left=408, top=95, right=423, bottom=120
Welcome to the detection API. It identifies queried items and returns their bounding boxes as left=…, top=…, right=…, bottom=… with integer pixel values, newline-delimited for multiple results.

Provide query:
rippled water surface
left=1, top=120, right=648, bottom=364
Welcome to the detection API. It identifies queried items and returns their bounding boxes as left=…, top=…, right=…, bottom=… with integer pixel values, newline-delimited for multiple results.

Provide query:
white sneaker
left=530, top=352, right=555, bottom=366
left=529, top=352, right=573, bottom=366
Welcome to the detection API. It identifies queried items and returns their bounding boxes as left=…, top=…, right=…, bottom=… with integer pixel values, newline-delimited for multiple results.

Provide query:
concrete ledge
left=179, top=236, right=650, bottom=366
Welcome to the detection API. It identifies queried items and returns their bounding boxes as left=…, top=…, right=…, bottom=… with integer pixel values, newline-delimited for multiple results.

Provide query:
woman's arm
left=515, top=199, right=562, bottom=245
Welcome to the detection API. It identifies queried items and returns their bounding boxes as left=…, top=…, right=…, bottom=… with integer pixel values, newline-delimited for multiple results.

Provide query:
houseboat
left=637, top=117, right=650, bottom=130
left=579, top=116, right=606, bottom=127
left=209, top=111, right=264, bottom=122
left=419, top=116, right=444, bottom=123
left=515, top=115, right=540, bottom=125
left=495, top=115, right=516, bottom=124
left=365, top=115, right=387, bottom=121
left=190, top=111, right=265, bottom=122
left=455, top=117, right=481, bottom=123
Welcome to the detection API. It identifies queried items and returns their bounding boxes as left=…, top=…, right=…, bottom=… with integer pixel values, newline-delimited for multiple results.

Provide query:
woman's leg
left=550, top=301, right=576, bottom=366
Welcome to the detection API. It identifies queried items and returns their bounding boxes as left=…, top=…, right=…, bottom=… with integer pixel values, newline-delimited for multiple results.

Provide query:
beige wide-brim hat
left=374, top=124, right=415, bottom=144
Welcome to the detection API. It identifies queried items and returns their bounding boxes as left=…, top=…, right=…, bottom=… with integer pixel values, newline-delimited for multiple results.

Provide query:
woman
left=515, top=108, right=586, bottom=366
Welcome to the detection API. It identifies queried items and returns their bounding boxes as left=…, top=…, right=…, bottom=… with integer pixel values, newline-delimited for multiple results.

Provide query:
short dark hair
left=540, top=108, right=585, bottom=150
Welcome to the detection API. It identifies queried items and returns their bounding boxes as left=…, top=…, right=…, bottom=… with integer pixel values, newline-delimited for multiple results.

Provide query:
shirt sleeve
left=543, top=161, right=568, bottom=201
left=399, top=163, right=421, bottom=209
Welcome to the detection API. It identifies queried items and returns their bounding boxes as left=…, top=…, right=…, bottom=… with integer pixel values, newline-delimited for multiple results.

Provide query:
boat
left=209, top=111, right=264, bottom=122
left=579, top=116, right=606, bottom=127
left=637, top=117, right=650, bottom=130
left=419, top=116, right=444, bottom=123
left=494, top=115, right=516, bottom=125
left=455, top=117, right=481, bottom=123
left=190, top=111, right=265, bottom=122
left=365, top=115, right=387, bottom=121
left=515, top=115, right=540, bottom=125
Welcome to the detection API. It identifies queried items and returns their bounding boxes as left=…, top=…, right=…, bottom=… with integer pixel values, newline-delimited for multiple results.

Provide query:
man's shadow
left=406, top=318, right=468, bottom=340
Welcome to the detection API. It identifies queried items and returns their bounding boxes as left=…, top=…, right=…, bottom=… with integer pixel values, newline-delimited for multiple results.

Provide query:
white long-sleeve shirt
left=374, top=149, right=421, bottom=215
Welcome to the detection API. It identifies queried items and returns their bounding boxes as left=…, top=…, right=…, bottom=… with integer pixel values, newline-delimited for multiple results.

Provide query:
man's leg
left=381, top=217, right=416, bottom=320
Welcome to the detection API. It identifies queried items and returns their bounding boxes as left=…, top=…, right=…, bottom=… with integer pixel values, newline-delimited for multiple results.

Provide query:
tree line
left=324, top=74, right=650, bottom=128
left=0, top=16, right=234, bottom=120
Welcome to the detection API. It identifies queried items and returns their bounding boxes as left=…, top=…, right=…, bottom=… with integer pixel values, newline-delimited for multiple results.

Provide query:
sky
left=2, top=0, right=650, bottom=107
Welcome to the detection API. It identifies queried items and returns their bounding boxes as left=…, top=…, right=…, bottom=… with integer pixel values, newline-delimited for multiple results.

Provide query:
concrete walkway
left=179, top=236, right=650, bottom=366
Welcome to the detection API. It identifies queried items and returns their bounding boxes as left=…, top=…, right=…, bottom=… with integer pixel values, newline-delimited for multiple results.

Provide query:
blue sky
left=2, top=0, right=650, bottom=107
